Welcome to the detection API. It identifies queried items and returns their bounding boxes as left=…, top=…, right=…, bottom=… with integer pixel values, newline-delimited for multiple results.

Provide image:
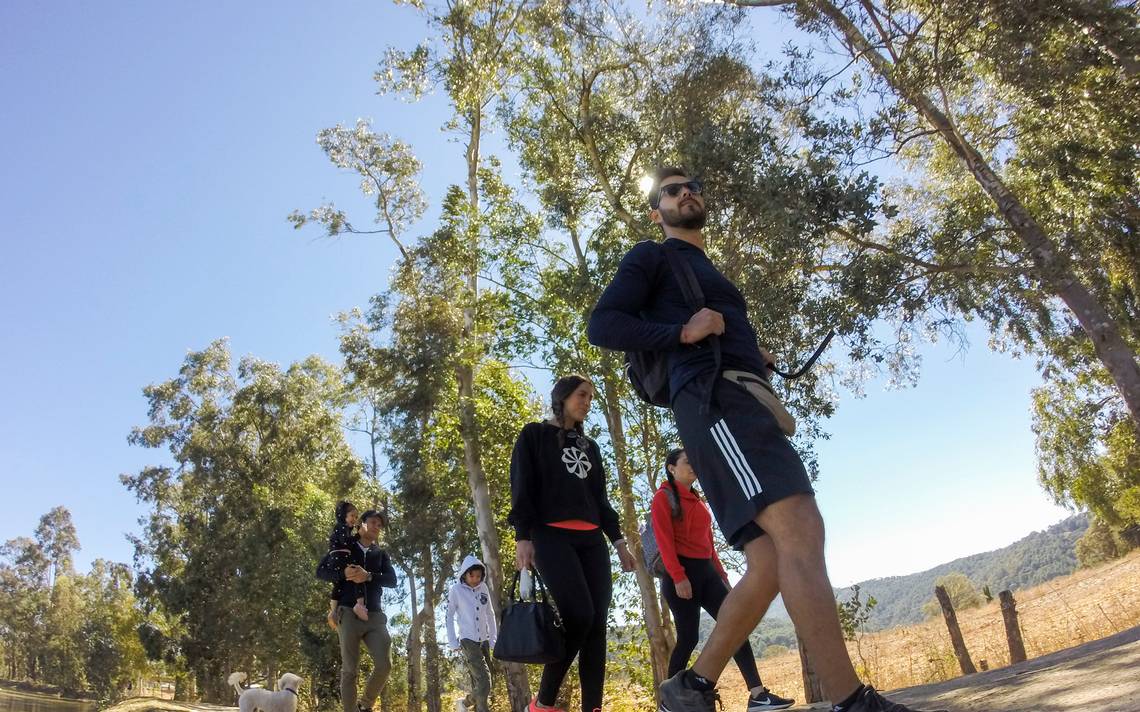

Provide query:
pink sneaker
left=527, top=698, right=566, bottom=712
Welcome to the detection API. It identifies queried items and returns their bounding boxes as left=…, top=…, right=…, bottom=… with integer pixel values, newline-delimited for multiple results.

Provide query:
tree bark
left=934, top=585, right=977, bottom=675
left=423, top=545, right=443, bottom=712
left=999, top=590, right=1028, bottom=665
left=796, top=635, right=824, bottom=704
left=458, top=109, right=532, bottom=712
left=598, top=365, right=673, bottom=692
left=407, top=565, right=425, bottom=712
left=806, top=0, right=1140, bottom=429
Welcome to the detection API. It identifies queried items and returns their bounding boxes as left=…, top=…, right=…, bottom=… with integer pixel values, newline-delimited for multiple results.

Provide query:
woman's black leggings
left=661, top=556, right=763, bottom=689
left=532, top=525, right=612, bottom=712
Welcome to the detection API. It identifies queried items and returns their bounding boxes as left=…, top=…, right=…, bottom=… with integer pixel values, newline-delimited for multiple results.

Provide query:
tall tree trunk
left=422, top=544, right=444, bottom=712
left=406, top=565, right=425, bottom=712
left=598, top=365, right=672, bottom=691
left=806, top=0, right=1140, bottom=428
left=458, top=108, right=532, bottom=712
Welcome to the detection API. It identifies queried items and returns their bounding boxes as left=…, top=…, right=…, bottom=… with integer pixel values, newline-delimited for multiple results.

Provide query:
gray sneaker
left=747, top=687, right=794, bottom=711
left=659, top=671, right=720, bottom=712
left=839, top=686, right=946, bottom=712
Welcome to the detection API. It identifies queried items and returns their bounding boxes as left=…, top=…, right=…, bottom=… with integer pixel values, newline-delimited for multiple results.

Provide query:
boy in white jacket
left=446, top=555, right=498, bottom=712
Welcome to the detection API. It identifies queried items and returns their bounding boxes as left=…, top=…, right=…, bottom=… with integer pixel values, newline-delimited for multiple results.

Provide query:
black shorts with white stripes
left=672, top=373, right=814, bottom=549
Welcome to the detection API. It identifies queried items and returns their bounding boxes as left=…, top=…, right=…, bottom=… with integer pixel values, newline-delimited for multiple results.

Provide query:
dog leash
left=768, top=329, right=836, bottom=380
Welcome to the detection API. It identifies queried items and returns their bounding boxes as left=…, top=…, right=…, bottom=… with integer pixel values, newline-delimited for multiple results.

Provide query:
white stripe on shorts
left=710, top=419, right=763, bottom=498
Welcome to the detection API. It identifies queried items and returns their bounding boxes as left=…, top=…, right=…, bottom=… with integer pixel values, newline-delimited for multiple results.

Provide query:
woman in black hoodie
left=508, top=374, right=636, bottom=712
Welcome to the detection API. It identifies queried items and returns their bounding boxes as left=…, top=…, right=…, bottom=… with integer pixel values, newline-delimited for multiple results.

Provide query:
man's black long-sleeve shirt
left=337, top=542, right=398, bottom=611
left=586, top=238, right=768, bottom=397
left=507, top=422, right=624, bottom=543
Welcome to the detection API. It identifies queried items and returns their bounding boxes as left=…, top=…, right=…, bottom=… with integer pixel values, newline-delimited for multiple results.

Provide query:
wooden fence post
left=999, top=589, right=1028, bottom=664
left=934, top=584, right=977, bottom=674
left=796, top=635, right=824, bottom=703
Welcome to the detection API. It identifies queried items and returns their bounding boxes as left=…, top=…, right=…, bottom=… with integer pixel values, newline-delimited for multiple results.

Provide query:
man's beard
left=661, top=201, right=707, bottom=229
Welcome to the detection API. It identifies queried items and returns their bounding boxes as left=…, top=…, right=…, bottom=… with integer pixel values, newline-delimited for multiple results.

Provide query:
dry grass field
left=717, top=549, right=1140, bottom=708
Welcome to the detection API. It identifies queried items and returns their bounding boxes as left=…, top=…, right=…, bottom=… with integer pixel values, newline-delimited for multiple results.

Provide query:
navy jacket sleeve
left=587, top=241, right=684, bottom=352
left=366, top=549, right=398, bottom=589
left=507, top=424, right=538, bottom=541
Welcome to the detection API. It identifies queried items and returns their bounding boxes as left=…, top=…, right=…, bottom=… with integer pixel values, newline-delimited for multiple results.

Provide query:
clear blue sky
left=0, top=3, right=1071, bottom=590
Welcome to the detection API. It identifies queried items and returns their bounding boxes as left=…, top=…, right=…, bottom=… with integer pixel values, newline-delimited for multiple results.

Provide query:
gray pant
left=460, top=639, right=492, bottom=712
left=337, top=606, right=392, bottom=712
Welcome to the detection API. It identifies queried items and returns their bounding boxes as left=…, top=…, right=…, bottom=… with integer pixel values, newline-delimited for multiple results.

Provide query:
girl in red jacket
left=652, top=448, right=794, bottom=712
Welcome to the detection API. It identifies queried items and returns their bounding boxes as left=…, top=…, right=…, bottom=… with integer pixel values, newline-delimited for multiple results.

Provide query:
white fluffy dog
left=227, top=671, right=304, bottom=712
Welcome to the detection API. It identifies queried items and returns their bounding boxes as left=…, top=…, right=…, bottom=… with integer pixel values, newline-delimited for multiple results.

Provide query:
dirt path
left=102, top=626, right=1140, bottom=711
left=794, top=624, right=1140, bottom=711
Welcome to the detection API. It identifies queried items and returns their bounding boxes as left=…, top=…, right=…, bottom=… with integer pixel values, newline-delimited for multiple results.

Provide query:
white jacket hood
left=457, top=554, right=486, bottom=584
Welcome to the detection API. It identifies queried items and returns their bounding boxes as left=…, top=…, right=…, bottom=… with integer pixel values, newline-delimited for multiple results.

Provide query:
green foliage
left=761, top=644, right=790, bottom=659
left=289, top=119, right=427, bottom=263
left=1075, top=515, right=1139, bottom=569
left=0, top=514, right=150, bottom=702
left=837, top=585, right=877, bottom=641
left=921, top=573, right=985, bottom=619
left=122, top=340, right=364, bottom=701
left=764, top=0, right=1140, bottom=514
left=1035, top=364, right=1140, bottom=529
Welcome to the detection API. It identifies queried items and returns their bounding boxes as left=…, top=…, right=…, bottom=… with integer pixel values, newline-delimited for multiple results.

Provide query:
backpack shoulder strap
left=661, top=240, right=720, bottom=413
left=662, top=241, right=705, bottom=311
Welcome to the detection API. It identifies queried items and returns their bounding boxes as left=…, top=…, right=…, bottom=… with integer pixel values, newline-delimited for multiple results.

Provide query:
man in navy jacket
left=588, top=167, right=942, bottom=712
left=332, top=509, right=398, bottom=712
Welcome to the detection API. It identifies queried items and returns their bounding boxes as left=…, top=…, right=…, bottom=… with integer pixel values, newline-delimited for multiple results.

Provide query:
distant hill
left=696, top=513, right=1089, bottom=650
left=836, top=512, right=1089, bottom=630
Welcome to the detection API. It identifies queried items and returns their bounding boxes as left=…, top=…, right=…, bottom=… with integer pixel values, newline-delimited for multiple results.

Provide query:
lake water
left=0, top=688, right=97, bottom=712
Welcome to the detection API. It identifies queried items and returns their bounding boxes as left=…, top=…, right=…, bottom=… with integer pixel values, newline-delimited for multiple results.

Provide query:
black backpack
left=625, top=241, right=721, bottom=407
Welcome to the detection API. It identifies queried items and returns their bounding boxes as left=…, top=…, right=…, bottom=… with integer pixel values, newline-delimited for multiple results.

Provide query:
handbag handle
left=507, top=569, right=551, bottom=603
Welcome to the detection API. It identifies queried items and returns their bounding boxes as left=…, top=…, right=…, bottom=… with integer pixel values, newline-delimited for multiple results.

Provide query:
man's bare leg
left=690, top=534, right=778, bottom=682
left=758, top=493, right=859, bottom=701
left=689, top=493, right=858, bottom=702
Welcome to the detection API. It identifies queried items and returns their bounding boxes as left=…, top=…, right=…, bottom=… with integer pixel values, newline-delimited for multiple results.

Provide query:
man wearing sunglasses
left=587, top=167, right=943, bottom=712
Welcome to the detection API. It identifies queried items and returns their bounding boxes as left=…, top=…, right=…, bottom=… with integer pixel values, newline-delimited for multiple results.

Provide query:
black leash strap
left=769, top=329, right=836, bottom=380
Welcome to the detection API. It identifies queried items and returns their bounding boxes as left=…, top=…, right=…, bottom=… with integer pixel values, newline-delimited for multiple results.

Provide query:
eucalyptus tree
left=0, top=536, right=49, bottom=681
left=296, top=0, right=545, bottom=704
left=334, top=179, right=542, bottom=709
left=719, top=0, right=1139, bottom=532
left=724, top=0, right=1140, bottom=426
left=376, top=18, right=541, bottom=707
left=505, top=0, right=886, bottom=687
left=122, top=341, right=363, bottom=701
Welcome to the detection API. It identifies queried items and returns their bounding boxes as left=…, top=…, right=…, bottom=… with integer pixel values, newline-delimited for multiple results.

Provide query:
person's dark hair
left=464, top=563, right=486, bottom=580
left=551, top=374, right=593, bottom=448
left=664, top=448, right=685, bottom=519
left=647, top=165, right=691, bottom=209
left=335, top=500, right=357, bottom=525
left=359, top=508, right=388, bottom=528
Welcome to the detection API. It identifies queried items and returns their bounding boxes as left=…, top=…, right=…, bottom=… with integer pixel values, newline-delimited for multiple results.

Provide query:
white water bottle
left=519, top=569, right=534, bottom=599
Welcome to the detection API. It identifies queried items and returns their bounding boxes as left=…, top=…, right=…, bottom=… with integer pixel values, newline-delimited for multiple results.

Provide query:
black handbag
left=492, top=570, right=565, bottom=664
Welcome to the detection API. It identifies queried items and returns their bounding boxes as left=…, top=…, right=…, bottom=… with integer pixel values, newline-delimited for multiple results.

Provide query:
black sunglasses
left=654, top=180, right=703, bottom=205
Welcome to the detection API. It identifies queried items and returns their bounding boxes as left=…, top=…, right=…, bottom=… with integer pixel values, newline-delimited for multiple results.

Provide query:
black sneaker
left=747, top=687, right=794, bottom=711
left=839, top=686, right=946, bottom=712
left=659, top=671, right=721, bottom=712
